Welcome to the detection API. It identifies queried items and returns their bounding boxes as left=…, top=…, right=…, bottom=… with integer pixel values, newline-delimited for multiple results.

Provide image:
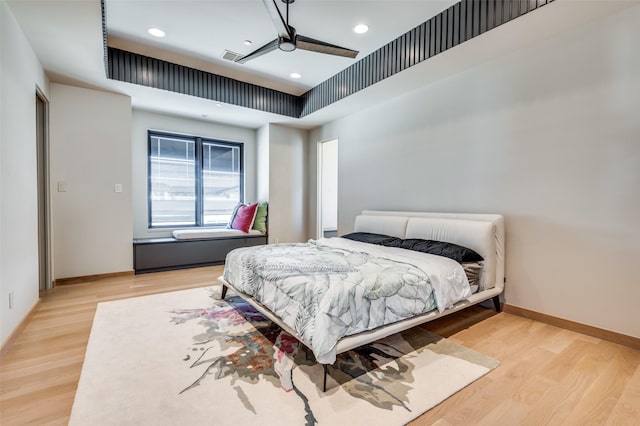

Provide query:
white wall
left=49, top=84, right=132, bottom=279
left=131, top=109, right=257, bottom=238
left=268, top=124, right=309, bottom=243
left=0, top=0, right=50, bottom=344
left=256, top=124, right=270, bottom=202
left=310, top=5, right=640, bottom=338
left=320, top=139, right=338, bottom=232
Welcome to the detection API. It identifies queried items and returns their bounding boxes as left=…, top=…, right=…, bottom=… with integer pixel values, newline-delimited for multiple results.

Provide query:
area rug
left=70, top=287, right=499, bottom=425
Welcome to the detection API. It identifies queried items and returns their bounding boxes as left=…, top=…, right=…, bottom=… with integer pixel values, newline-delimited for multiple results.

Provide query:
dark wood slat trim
left=459, top=1, right=467, bottom=43
left=452, top=7, right=458, bottom=49
left=100, top=0, right=108, bottom=76
left=496, top=0, right=504, bottom=27
left=300, top=0, right=554, bottom=117
left=466, top=0, right=474, bottom=39
left=487, top=0, right=496, bottom=31
left=447, top=5, right=454, bottom=49
left=480, top=0, right=488, bottom=34
left=107, top=47, right=301, bottom=118
left=103, top=0, right=554, bottom=118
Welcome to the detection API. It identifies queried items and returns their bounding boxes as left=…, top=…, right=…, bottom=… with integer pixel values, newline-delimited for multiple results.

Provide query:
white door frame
left=36, top=88, right=53, bottom=290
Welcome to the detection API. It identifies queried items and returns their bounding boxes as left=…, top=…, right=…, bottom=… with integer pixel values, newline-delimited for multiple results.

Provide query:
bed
left=218, top=210, right=505, bottom=390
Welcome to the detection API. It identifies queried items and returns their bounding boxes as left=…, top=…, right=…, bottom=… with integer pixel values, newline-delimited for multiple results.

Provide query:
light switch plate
left=115, top=184, right=122, bottom=193
left=57, top=181, right=67, bottom=192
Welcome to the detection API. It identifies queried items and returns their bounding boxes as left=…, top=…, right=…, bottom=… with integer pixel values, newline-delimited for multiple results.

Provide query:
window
left=148, top=131, right=243, bottom=228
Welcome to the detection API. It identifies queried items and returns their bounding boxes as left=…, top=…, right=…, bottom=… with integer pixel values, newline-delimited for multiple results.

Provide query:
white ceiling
left=6, top=0, right=636, bottom=129
left=106, top=0, right=458, bottom=94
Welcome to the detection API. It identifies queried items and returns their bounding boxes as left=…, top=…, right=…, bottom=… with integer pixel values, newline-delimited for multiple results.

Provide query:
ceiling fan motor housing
left=279, top=26, right=297, bottom=52
left=235, top=0, right=358, bottom=63
left=279, top=37, right=296, bottom=51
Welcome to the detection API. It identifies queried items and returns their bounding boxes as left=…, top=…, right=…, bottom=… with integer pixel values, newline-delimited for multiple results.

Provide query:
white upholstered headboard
left=354, top=211, right=505, bottom=292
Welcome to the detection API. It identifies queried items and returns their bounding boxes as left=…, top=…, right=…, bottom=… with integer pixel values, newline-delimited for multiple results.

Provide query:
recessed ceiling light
left=216, top=103, right=222, bottom=107
left=290, top=72, right=301, bottom=79
left=244, top=40, right=253, bottom=46
left=148, top=28, right=166, bottom=38
left=353, top=24, right=369, bottom=34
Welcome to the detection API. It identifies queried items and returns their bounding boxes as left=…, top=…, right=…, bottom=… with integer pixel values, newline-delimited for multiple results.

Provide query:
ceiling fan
left=235, top=0, right=359, bottom=64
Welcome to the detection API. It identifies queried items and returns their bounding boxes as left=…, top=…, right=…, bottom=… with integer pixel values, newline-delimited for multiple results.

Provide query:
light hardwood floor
left=1, top=265, right=638, bottom=425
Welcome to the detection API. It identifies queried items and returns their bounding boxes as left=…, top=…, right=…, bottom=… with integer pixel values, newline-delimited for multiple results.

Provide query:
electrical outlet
left=57, top=181, right=67, bottom=192
left=8, top=291, right=13, bottom=309
left=114, top=183, right=123, bottom=193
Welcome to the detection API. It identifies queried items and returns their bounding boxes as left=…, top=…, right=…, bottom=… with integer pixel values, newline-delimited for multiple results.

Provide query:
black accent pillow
left=379, top=238, right=404, bottom=248
left=394, top=239, right=484, bottom=263
left=340, top=232, right=402, bottom=246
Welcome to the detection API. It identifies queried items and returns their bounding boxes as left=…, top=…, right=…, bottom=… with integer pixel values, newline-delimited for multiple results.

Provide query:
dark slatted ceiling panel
left=300, top=0, right=552, bottom=117
left=101, top=0, right=108, bottom=76
left=107, top=47, right=302, bottom=118
left=103, top=0, right=552, bottom=119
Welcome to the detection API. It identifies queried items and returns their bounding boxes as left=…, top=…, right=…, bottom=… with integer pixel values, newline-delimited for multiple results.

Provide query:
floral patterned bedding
left=223, top=238, right=471, bottom=364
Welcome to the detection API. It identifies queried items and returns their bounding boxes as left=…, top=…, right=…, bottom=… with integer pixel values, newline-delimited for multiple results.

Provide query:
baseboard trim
left=503, top=304, right=640, bottom=350
left=55, top=270, right=134, bottom=286
left=1, top=299, right=41, bottom=359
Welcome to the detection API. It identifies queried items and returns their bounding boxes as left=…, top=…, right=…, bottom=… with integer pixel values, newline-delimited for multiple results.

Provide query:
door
left=317, top=139, right=338, bottom=239
left=36, top=91, right=51, bottom=290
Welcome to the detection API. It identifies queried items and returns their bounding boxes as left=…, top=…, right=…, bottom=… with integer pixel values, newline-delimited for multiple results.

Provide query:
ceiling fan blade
left=296, top=35, right=359, bottom=59
left=235, top=39, right=279, bottom=64
left=262, top=0, right=292, bottom=39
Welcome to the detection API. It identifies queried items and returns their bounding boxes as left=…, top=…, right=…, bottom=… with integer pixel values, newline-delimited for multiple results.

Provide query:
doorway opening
left=316, top=139, right=338, bottom=240
left=36, top=90, right=52, bottom=290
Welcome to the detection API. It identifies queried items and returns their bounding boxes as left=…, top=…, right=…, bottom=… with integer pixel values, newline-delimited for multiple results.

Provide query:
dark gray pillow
left=393, top=239, right=484, bottom=263
left=340, top=232, right=402, bottom=246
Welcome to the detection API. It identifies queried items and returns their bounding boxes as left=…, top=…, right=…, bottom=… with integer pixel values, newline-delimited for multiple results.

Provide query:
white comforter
left=319, top=238, right=472, bottom=312
left=223, top=238, right=471, bottom=363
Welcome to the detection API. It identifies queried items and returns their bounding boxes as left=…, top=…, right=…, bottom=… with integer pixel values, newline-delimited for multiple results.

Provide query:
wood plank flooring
left=1, top=265, right=638, bottom=425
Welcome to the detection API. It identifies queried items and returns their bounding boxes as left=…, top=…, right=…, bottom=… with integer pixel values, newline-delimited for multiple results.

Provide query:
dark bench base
left=133, top=235, right=267, bottom=274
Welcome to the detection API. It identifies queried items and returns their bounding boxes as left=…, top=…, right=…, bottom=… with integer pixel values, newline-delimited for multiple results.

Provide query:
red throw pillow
left=230, top=203, right=259, bottom=233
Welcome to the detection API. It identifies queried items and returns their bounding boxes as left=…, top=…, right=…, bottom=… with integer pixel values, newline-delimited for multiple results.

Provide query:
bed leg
left=221, top=284, right=228, bottom=300
left=492, top=295, right=501, bottom=313
left=323, top=364, right=328, bottom=392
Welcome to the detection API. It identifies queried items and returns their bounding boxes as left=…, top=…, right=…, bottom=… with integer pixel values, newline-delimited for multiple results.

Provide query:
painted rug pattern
left=171, top=293, right=425, bottom=422
left=70, top=287, right=499, bottom=426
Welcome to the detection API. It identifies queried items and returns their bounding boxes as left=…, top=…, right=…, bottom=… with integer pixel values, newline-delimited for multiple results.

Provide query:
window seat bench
left=133, top=230, right=267, bottom=274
